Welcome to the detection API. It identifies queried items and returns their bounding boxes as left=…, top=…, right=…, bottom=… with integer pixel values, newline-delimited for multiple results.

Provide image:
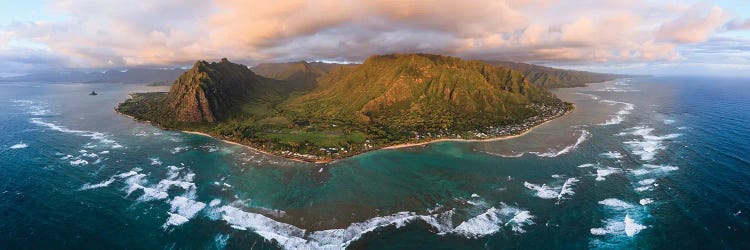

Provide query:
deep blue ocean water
left=0, top=77, right=749, bottom=249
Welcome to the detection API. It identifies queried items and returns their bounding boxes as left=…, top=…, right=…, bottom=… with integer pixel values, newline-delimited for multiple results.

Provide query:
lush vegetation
left=487, top=61, right=622, bottom=88
left=118, top=54, right=574, bottom=162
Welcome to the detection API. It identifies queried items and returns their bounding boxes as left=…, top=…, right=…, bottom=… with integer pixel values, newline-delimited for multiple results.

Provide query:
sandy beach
left=382, top=106, right=574, bottom=150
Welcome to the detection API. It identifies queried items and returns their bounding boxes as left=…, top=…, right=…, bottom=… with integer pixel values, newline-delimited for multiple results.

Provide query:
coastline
left=177, top=106, right=573, bottom=164
left=382, top=106, right=572, bottom=150
left=178, top=130, right=327, bottom=164
left=116, top=93, right=575, bottom=164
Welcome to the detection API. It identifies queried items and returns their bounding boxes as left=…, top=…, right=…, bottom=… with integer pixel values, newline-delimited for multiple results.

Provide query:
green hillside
left=488, top=61, right=620, bottom=88
left=283, top=54, right=562, bottom=130
left=118, top=55, right=572, bottom=162
left=251, top=61, right=352, bottom=89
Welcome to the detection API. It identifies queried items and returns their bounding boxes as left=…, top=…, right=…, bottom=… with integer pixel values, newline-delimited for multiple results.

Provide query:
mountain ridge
left=117, top=54, right=577, bottom=162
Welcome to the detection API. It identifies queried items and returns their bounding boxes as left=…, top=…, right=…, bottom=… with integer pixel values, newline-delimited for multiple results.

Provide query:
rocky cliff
left=167, top=58, right=261, bottom=122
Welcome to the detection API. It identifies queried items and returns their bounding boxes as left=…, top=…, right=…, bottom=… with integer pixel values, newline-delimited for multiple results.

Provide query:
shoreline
left=382, top=106, right=572, bottom=150
left=178, top=130, right=327, bottom=164
left=177, top=106, right=573, bottom=164
left=116, top=93, right=575, bottom=164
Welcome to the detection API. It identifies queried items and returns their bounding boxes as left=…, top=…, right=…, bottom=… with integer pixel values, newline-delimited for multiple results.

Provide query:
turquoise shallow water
left=1, top=77, right=749, bottom=249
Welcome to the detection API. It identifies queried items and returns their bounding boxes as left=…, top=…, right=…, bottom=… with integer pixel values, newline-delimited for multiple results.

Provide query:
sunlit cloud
left=0, top=0, right=748, bottom=75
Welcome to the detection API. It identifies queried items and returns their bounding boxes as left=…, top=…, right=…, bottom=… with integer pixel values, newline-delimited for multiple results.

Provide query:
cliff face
left=486, top=61, right=620, bottom=88
left=283, top=54, right=557, bottom=127
left=167, top=58, right=260, bottom=122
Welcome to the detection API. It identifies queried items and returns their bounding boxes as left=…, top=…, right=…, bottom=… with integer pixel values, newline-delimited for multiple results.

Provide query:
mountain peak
left=167, top=59, right=261, bottom=122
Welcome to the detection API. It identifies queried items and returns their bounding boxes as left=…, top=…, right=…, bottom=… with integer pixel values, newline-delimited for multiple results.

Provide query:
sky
left=1, top=0, right=749, bottom=76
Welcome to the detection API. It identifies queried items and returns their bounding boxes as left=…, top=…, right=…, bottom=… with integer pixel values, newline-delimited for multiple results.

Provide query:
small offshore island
left=117, top=54, right=616, bottom=163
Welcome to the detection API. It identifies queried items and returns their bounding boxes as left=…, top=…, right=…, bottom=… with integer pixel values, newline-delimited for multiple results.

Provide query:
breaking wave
left=9, top=142, right=28, bottom=149
left=619, top=126, right=680, bottom=161
left=210, top=202, right=533, bottom=249
left=591, top=199, right=647, bottom=239
left=79, top=177, right=116, bottom=190
left=29, top=118, right=122, bottom=149
left=598, top=100, right=635, bottom=126
left=524, top=178, right=579, bottom=204
left=530, top=130, right=590, bottom=157
left=12, top=99, right=55, bottom=116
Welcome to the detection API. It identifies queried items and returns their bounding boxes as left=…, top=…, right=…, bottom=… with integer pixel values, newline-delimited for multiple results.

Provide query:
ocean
left=1, top=76, right=748, bottom=249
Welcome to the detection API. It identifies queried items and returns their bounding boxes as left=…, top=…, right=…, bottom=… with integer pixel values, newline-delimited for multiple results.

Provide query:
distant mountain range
left=1, top=58, right=621, bottom=89
left=0, top=68, right=186, bottom=84
left=251, top=61, right=353, bottom=89
left=117, top=54, right=594, bottom=162
left=485, top=61, right=625, bottom=88
left=250, top=59, right=623, bottom=89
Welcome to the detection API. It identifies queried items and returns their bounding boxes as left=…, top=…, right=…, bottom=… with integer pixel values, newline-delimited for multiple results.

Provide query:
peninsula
left=116, top=54, right=601, bottom=163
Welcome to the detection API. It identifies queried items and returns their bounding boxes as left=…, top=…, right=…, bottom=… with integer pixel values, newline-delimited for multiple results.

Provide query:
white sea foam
left=115, top=169, right=140, bottom=179
left=591, top=202, right=647, bottom=237
left=635, top=185, right=653, bottom=192
left=209, top=199, right=222, bottom=207
left=126, top=167, right=197, bottom=202
left=663, top=119, right=675, bottom=124
left=215, top=205, right=308, bottom=247
left=201, top=144, right=220, bottom=152
left=137, top=187, right=169, bottom=201
left=531, top=130, right=590, bottom=157
left=524, top=182, right=559, bottom=199
left=171, top=146, right=190, bottom=154
left=9, top=142, right=28, bottom=149
left=79, top=177, right=116, bottom=190
left=163, top=212, right=190, bottom=228
left=504, top=210, right=535, bottom=234
left=601, top=151, right=623, bottom=159
left=150, top=158, right=163, bottom=165
left=597, top=100, right=634, bottom=126
left=599, top=115, right=625, bottom=125
left=162, top=196, right=206, bottom=229
left=81, top=152, right=98, bottom=158
left=595, top=168, right=621, bottom=181
left=621, top=126, right=680, bottom=161
left=574, top=92, right=600, bottom=100
left=452, top=204, right=533, bottom=237
left=13, top=100, right=53, bottom=116
left=632, top=164, right=679, bottom=176
left=590, top=218, right=628, bottom=237
left=590, top=217, right=625, bottom=236
left=624, top=214, right=646, bottom=237
left=169, top=196, right=206, bottom=219
left=638, top=179, right=656, bottom=186
left=598, top=199, right=635, bottom=209
left=214, top=203, right=531, bottom=249
left=524, top=178, right=579, bottom=204
left=29, top=118, right=121, bottom=148
left=595, top=86, right=639, bottom=92
left=557, top=178, right=579, bottom=203
left=639, top=198, right=654, bottom=205
left=69, top=159, right=89, bottom=166
left=577, top=163, right=596, bottom=168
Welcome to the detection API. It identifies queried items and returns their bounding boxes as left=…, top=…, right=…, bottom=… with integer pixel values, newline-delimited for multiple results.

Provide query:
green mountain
left=118, top=54, right=572, bottom=162
left=283, top=54, right=562, bottom=130
left=251, top=61, right=351, bottom=89
left=167, top=59, right=267, bottom=122
left=487, top=61, right=620, bottom=88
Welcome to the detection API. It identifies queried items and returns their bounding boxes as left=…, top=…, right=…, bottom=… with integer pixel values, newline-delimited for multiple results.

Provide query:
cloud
left=657, top=4, right=729, bottom=43
left=0, top=0, right=745, bottom=73
left=725, top=18, right=750, bottom=31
